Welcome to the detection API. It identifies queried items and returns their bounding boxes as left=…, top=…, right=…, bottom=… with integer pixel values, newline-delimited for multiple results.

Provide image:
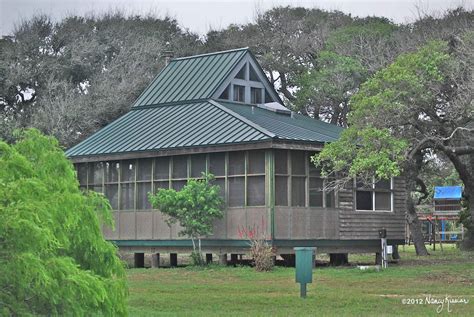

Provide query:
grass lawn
left=127, top=245, right=474, bottom=316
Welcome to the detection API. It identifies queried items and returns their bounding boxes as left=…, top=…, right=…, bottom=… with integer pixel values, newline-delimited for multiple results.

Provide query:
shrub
left=238, top=218, right=275, bottom=272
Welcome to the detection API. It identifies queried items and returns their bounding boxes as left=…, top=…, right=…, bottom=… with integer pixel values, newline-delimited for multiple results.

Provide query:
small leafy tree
left=0, top=129, right=127, bottom=316
left=149, top=173, right=224, bottom=265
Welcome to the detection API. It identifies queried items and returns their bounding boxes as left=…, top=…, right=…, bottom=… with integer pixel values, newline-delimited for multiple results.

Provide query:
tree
left=0, top=13, right=202, bottom=147
left=149, top=173, right=224, bottom=265
left=316, top=37, right=474, bottom=253
left=0, top=129, right=127, bottom=315
left=295, top=51, right=366, bottom=126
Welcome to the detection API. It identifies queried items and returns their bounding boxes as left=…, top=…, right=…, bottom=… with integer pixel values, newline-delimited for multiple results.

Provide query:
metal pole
left=300, top=283, right=307, bottom=298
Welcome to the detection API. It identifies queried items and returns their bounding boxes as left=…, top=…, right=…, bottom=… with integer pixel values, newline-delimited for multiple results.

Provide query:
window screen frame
left=355, top=178, right=394, bottom=212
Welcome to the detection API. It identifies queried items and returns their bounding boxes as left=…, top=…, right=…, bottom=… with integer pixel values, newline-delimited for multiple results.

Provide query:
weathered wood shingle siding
left=338, top=177, right=406, bottom=240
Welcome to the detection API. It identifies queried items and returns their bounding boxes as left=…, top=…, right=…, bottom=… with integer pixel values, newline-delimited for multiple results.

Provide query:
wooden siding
left=338, top=177, right=406, bottom=240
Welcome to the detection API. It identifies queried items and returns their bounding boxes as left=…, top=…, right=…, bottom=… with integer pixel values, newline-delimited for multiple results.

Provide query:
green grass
left=127, top=245, right=474, bottom=316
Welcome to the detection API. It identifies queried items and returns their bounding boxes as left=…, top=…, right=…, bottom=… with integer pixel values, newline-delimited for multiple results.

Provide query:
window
left=274, top=150, right=288, bottom=206
left=219, top=85, right=230, bottom=100
left=247, top=176, right=265, bottom=206
left=137, top=159, right=152, bottom=181
left=191, top=154, right=207, bottom=178
left=235, top=65, right=246, bottom=79
left=291, top=151, right=306, bottom=207
left=209, top=152, right=225, bottom=176
left=249, top=64, right=259, bottom=82
left=251, top=87, right=262, bottom=104
left=76, top=163, right=88, bottom=185
left=228, top=177, right=245, bottom=207
left=248, top=150, right=265, bottom=174
left=154, top=157, right=169, bottom=180
left=356, top=178, right=393, bottom=211
left=265, top=90, right=274, bottom=103
left=308, top=162, right=335, bottom=208
left=137, top=182, right=152, bottom=209
left=233, top=85, right=245, bottom=102
left=228, top=151, right=245, bottom=175
left=172, top=156, right=187, bottom=179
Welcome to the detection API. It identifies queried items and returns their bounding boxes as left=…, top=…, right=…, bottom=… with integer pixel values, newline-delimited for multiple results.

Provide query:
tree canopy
left=316, top=36, right=474, bottom=251
left=0, top=129, right=127, bottom=315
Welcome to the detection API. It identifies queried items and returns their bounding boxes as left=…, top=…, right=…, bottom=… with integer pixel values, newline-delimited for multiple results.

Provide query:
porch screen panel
left=247, top=176, right=265, bottom=206
left=191, top=154, right=207, bottom=178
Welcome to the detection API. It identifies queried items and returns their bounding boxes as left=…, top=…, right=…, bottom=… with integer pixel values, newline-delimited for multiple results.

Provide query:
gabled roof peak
left=172, top=47, right=249, bottom=62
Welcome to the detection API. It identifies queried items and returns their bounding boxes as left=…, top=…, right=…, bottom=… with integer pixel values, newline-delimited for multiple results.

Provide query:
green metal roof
left=66, top=99, right=343, bottom=158
left=66, top=100, right=271, bottom=157
left=219, top=101, right=342, bottom=142
left=132, top=48, right=248, bottom=107
left=66, top=48, right=343, bottom=158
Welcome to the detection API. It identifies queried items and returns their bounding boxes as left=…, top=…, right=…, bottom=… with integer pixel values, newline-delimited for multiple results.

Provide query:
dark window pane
left=219, top=85, right=230, bottom=99
left=247, top=176, right=265, bottom=206
left=120, top=183, right=135, bottom=210
left=105, top=184, right=118, bottom=210
left=137, top=183, right=152, bottom=210
left=248, top=150, right=265, bottom=174
left=375, top=192, right=391, bottom=210
left=233, top=85, right=245, bottom=102
left=154, top=157, right=169, bottom=180
left=91, top=185, right=103, bottom=193
left=88, top=162, right=104, bottom=184
left=326, top=191, right=335, bottom=208
left=356, top=191, right=373, bottom=210
left=375, top=179, right=391, bottom=190
left=76, top=164, right=88, bottom=185
left=191, top=154, right=207, bottom=178
left=291, top=177, right=306, bottom=207
left=209, top=152, right=225, bottom=176
left=235, top=65, right=246, bottom=79
left=172, top=156, right=187, bottom=179
left=275, top=176, right=288, bottom=206
left=137, top=159, right=153, bottom=181
left=249, top=64, right=259, bottom=82
left=121, top=160, right=135, bottom=182
left=274, top=150, right=288, bottom=174
left=153, top=181, right=169, bottom=194
left=291, top=151, right=306, bottom=175
left=309, top=178, right=323, bottom=207
left=251, top=87, right=262, bottom=104
left=309, top=159, right=321, bottom=177
left=212, top=178, right=225, bottom=200
left=265, top=90, right=273, bottom=103
left=172, top=180, right=186, bottom=191
left=105, top=162, right=120, bottom=183
left=228, top=151, right=245, bottom=175
left=228, top=177, right=245, bottom=207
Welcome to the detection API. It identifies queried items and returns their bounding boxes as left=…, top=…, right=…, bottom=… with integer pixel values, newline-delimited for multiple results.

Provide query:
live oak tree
left=294, top=51, right=366, bottom=126
left=149, top=173, right=224, bottom=265
left=0, top=129, right=127, bottom=315
left=316, top=37, right=474, bottom=254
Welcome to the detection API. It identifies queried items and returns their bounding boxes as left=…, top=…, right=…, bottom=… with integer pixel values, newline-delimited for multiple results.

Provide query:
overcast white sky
left=1, top=0, right=472, bottom=36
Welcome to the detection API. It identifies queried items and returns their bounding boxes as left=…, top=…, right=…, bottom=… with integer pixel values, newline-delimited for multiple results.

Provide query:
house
left=66, top=48, right=406, bottom=266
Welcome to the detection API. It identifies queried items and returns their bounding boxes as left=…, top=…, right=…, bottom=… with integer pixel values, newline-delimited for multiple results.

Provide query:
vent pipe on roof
left=162, top=41, right=174, bottom=66
left=291, top=111, right=295, bottom=118
left=252, top=106, right=255, bottom=114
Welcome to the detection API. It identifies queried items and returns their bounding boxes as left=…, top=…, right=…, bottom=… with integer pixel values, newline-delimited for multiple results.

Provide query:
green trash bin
left=294, top=247, right=316, bottom=298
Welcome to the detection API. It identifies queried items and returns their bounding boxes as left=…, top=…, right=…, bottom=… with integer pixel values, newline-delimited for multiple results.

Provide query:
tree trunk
left=406, top=194, right=429, bottom=256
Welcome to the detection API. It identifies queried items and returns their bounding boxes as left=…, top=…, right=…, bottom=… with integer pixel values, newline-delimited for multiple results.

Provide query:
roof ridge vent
left=257, top=102, right=291, bottom=115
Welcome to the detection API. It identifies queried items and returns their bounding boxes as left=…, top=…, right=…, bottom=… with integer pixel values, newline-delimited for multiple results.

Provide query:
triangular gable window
left=219, top=85, right=230, bottom=99
left=249, top=64, right=260, bottom=82
left=235, top=65, right=246, bottom=80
